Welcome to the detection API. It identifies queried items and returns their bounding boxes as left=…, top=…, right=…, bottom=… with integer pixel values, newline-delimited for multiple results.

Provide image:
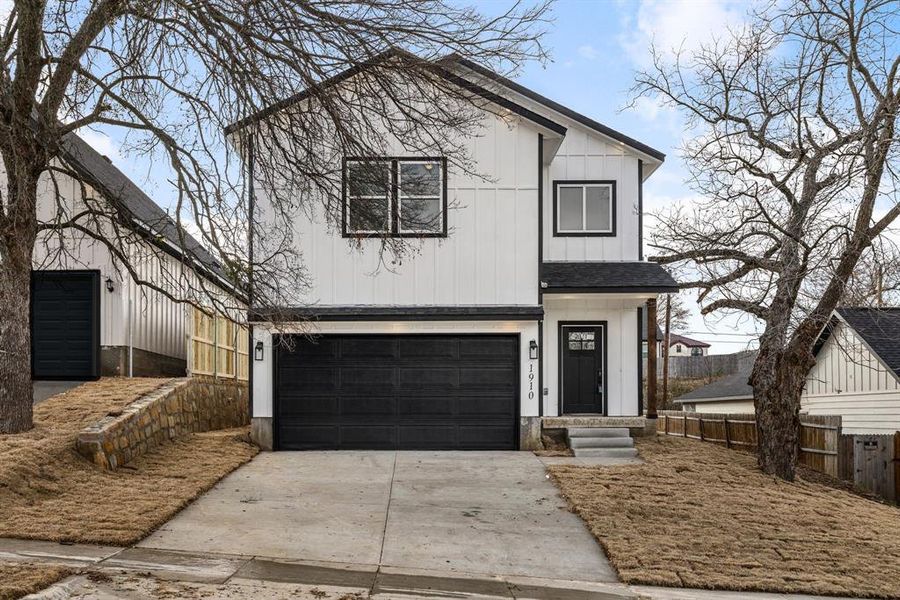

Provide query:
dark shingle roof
left=835, top=307, right=900, bottom=378
left=541, top=262, right=679, bottom=293
left=58, top=132, right=232, bottom=287
left=250, top=305, right=543, bottom=322
left=669, top=333, right=711, bottom=348
left=674, top=368, right=754, bottom=403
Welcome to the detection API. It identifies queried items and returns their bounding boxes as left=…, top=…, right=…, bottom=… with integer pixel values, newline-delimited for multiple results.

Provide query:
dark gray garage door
left=275, top=334, right=519, bottom=450
left=31, top=271, right=100, bottom=380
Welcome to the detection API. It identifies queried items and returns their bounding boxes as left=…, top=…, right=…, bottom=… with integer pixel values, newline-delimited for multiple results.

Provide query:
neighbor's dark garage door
left=275, top=334, right=519, bottom=450
left=31, top=271, right=100, bottom=380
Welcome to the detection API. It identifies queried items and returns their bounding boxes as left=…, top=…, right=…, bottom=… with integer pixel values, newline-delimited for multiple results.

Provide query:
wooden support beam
left=646, top=297, right=658, bottom=419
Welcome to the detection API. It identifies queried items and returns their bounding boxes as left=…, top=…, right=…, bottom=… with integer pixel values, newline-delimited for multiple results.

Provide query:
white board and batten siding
left=543, top=128, right=641, bottom=263
left=802, top=321, right=900, bottom=434
left=542, top=295, right=641, bottom=417
left=261, top=112, right=541, bottom=307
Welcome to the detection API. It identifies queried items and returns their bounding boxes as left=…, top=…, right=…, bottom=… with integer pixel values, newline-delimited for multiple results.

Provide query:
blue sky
left=85, top=0, right=762, bottom=354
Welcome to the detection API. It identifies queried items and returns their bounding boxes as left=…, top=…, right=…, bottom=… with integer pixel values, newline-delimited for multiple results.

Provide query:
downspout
left=537, top=134, right=544, bottom=418
left=128, top=296, right=133, bottom=378
left=247, top=134, right=256, bottom=419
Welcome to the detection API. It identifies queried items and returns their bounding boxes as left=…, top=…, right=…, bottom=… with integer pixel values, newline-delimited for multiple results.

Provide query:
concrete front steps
left=566, top=427, right=638, bottom=459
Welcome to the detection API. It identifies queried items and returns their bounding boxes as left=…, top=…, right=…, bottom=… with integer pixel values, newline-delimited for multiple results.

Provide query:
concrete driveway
left=139, top=451, right=617, bottom=584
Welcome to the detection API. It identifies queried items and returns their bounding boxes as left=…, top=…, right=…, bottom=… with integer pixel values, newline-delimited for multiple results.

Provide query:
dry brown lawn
left=0, top=562, right=72, bottom=600
left=0, top=378, right=258, bottom=546
left=548, top=435, right=900, bottom=599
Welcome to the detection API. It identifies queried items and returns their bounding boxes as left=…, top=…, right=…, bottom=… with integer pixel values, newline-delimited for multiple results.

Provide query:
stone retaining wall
left=76, top=377, right=249, bottom=470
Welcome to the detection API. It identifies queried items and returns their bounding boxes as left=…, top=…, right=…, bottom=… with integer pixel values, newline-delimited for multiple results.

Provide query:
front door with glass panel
left=560, top=324, right=605, bottom=414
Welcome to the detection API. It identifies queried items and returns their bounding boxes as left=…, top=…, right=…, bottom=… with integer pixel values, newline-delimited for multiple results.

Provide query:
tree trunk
left=0, top=176, right=37, bottom=434
left=752, top=348, right=812, bottom=480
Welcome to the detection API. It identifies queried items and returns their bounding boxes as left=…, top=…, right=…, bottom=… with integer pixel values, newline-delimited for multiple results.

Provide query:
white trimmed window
left=344, top=158, right=446, bottom=237
left=554, top=181, right=615, bottom=236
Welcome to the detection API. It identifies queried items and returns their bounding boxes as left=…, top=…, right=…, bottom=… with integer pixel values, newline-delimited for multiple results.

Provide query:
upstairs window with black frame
left=343, top=158, right=447, bottom=237
left=553, top=181, right=616, bottom=236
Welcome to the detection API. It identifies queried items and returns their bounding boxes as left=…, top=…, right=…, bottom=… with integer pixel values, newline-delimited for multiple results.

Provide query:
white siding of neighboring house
left=29, top=164, right=236, bottom=363
left=542, top=295, right=642, bottom=416
left=669, top=344, right=707, bottom=357
left=682, top=399, right=755, bottom=414
left=256, top=111, right=541, bottom=307
left=801, top=321, right=900, bottom=434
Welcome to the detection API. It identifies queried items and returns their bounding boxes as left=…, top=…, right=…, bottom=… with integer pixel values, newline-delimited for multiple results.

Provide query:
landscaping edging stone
left=75, top=377, right=249, bottom=470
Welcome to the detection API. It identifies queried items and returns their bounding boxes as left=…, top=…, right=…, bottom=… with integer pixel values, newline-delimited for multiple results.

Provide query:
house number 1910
left=528, top=363, right=535, bottom=400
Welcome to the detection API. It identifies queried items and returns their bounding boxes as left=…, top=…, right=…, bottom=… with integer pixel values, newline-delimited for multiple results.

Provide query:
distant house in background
left=673, top=366, right=754, bottom=413
left=669, top=333, right=711, bottom=357
left=802, top=307, right=900, bottom=434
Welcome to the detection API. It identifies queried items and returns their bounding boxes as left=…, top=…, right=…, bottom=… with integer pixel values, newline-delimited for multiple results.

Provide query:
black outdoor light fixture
left=105, top=277, right=115, bottom=293
left=254, top=341, right=264, bottom=361
left=529, top=339, right=539, bottom=360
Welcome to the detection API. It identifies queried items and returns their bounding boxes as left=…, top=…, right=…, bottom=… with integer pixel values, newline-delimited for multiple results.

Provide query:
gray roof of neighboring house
left=59, top=132, right=233, bottom=288
left=541, top=262, right=679, bottom=293
left=674, top=368, right=754, bottom=404
left=830, top=307, right=900, bottom=379
left=669, top=333, right=711, bottom=348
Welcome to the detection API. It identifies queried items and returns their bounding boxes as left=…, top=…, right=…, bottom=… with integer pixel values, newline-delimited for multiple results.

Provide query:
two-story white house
left=233, top=52, right=677, bottom=451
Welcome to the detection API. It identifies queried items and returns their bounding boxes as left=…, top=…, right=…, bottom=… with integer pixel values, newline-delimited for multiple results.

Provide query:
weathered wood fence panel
left=847, top=434, right=897, bottom=503
left=644, top=350, right=757, bottom=379
left=657, top=411, right=840, bottom=478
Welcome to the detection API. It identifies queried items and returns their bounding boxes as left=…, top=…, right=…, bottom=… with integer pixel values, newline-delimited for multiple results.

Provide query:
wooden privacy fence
left=643, top=350, right=757, bottom=379
left=657, top=410, right=841, bottom=478
left=842, top=434, right=898, bottom=503
left=658, top=410, right=900, bottom=503
left=190, top=307, right=249, bottom=380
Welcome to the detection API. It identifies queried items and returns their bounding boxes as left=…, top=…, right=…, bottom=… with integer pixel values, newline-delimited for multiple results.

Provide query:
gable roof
left=224, top=49, right=566, bottom=137
left=669, top=333, right=710, bottom=348
left=58, top=132, right=237, bottom=294
left=541, top=261, right=679, bottom=294
left=448, top=56, right=666, bottom=162
left=826, top=307, right=900, bottom=379
left=674, top=368, right=754, bottom=404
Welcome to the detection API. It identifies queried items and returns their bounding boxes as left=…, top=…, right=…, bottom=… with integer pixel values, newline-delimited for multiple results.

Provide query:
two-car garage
left=273, top=333, right=519, bottom=450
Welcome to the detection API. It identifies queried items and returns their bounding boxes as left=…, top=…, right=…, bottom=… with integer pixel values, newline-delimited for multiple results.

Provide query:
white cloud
left=577, top=44, right=599, bottom=60
left=620, top=0, right=749, bottom=66
left=77, top=128, right=121, bottom=164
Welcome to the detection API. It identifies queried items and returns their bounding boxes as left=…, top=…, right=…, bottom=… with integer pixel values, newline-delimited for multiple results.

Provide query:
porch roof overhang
left=540, top=262, right=679, bottom=294
left=249, top=304, right=544, bottom=322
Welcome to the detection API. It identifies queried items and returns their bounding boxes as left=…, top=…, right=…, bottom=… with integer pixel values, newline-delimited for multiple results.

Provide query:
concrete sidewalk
left=2, top=538, right=865, bottom=600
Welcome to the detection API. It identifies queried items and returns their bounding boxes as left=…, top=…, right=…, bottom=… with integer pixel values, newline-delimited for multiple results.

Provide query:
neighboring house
left=802, top=307, right=900, bottom=434
left=25, top=132, right=245, bottom=380
left=233, top=50, right=678, bottom=451
left=669, top=333, right=711, bottom=357
left=673, top=367, right=754, bottom=413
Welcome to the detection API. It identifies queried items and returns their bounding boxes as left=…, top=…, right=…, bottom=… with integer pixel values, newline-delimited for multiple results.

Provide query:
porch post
left=646, top=297, right=658, bottom=420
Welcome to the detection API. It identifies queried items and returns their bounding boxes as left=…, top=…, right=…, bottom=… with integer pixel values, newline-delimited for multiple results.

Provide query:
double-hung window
left=553, top=181, right=615, bottom=236
left=343, top=158, right=446, bottom=237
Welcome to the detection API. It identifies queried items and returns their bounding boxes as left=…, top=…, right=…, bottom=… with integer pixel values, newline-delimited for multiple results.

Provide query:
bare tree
left=635, top=0, right=899, bottom=479
left=659, top=293, right=690, bottom=405
left=0, top=0, right=551, bottom=434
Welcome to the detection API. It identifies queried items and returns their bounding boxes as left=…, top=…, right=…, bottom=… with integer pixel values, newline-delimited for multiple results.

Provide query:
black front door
left=560, top=324, right=604, bottom=414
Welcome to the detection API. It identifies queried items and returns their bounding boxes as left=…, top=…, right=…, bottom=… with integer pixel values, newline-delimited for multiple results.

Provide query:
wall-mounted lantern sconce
left=105, top=277, right=115, bottom=293
left=529, top=340, right=539, bottom=360
left=254, top=341, right=264, bottom=361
